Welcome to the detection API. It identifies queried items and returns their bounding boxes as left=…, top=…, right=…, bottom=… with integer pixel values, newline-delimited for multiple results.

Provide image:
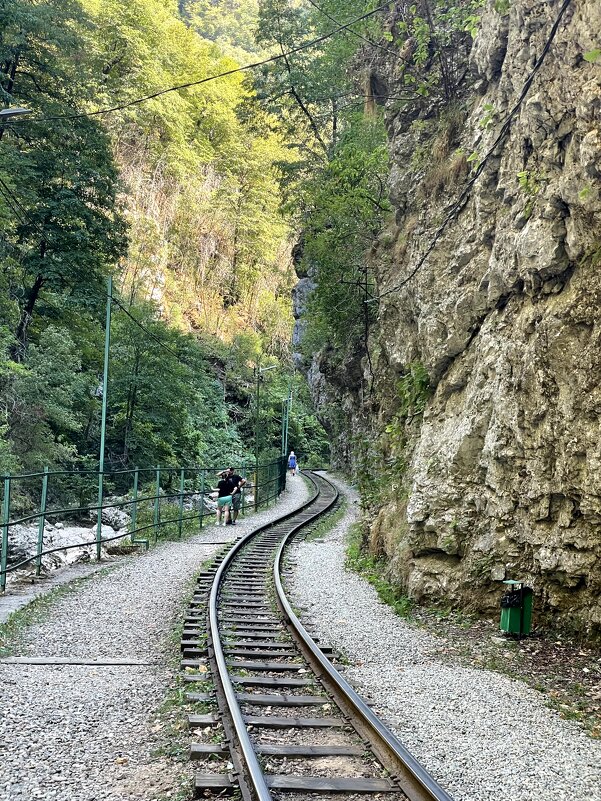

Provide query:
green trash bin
left=500, top=579, right=533, bottom=637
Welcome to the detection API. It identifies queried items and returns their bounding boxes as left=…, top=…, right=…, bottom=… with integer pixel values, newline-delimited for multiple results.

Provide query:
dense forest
left=1, top=0, right=367, bottom=474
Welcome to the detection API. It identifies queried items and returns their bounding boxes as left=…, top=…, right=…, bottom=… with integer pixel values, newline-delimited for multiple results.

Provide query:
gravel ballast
left=0, top=476, right=310, bottom=801
left=288, top=473, right=601, bottom=801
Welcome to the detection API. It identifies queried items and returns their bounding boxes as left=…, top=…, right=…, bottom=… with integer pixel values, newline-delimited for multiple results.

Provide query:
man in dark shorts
left=216, top=472, right=232, bottom=526
left=225, top=467, right=246, bottom=525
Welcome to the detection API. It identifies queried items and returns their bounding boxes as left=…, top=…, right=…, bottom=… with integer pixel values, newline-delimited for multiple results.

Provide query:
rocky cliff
left=307, top=0, right=601, bottom=635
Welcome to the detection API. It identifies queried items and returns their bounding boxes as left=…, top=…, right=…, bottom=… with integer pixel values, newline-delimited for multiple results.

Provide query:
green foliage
left=478, top=103, right=497, bottom=130
left=181, top=0, right=262, bottom=58
left=396, top=0, right=486, bottom=101
left=355, top=363, right=430, bottom=510
left=300, top=117, right=390, bottom=354
left=517, top=169, right=545, bottom=219
left=6, top=327, right=90, bottom=470
left=517, top=169, right=543, bottom=196
left=0, top=0, right=126, bottom=351
left=398, top=362, right=431, bottom=418
left=346, top=524, right=413, bottom=617
left=0, top=0, right=328, bottom=480
left=583, top=48, right=601, bottom=64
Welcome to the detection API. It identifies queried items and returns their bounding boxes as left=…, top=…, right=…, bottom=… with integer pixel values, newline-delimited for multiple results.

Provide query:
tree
left=0, top=0, right=126, bottom=353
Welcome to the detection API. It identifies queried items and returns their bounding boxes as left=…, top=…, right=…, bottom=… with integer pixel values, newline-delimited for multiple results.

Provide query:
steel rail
left=274, top=471, right=454, bottom=801
left=202, top=470, right=453, bottom=801
left=206, top=476, right=324, bottom=801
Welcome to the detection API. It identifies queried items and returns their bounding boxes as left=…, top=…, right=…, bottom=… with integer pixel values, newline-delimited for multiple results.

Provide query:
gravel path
left=0, top=477, right=309, bottom=801
left=288, top=473, right=601, bottom=801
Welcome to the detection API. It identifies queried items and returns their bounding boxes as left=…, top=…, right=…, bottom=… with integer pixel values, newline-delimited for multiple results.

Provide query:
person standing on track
left=215, top=471, right=232, bottom=526
left=225, top=466, right=246, bottom=525
left=288, top=450, right=297, bottom=477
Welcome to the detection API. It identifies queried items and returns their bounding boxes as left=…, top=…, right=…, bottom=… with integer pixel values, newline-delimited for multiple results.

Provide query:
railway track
left=180, top=471, right=453, bottom=801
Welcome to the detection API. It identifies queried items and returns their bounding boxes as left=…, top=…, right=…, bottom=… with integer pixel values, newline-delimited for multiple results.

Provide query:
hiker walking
left=288, top=450, right=297, bottom=477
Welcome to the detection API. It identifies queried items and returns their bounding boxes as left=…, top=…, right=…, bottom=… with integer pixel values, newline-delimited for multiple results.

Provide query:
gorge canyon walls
left=302, top=0, right=601, bottom=635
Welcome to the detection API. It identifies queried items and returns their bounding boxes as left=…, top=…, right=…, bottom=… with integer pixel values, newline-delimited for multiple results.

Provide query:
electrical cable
left=110, top=294, right=185, bottom=363
left=304, top=0, right=409, bottom=64
left=370, top=0, right=574, bottom=303
left=0, top=183, right=29, bottom=227
left=0, top=176, right=47, bottom=239
left=6, top=4, right=390, bottom=125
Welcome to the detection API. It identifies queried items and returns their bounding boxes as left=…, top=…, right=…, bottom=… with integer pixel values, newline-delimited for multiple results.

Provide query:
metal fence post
left=199, top=468, right=205, bottom=530
left=178, top=467, right=185, bottom=538
left=1, top=477, right=10, bottom=592
left=284, top=387, right=291, bottom=456
left=36, top=467, right=49, bottom=576
left=96, top=276, right=112, bottom=561
left=257, top=465, right=262, bottom=512
left=153, top=466, right=161, bottom=542
left=271, top=461, right=276, bottom=504
left=130, top=467, right=139, bottom=543
left=241, top=471, right=246, bottom=518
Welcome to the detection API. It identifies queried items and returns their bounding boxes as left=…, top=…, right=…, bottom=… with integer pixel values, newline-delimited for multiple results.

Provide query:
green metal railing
left=0, top=457, right=287, bottom=591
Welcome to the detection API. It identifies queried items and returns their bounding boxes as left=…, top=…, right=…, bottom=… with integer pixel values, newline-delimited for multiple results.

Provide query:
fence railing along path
left=0, top=457, right=287, bottom=591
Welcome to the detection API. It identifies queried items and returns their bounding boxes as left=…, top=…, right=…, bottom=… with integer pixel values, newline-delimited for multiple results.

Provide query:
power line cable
left=7, top=4, right=390, bottom=126
left=0, top=183, right=29, bottom=227
left=370, top=0, right=574, bottom=303
left=304, top=0, right=409, bottom=64
left=0, top=176, right=47, bottom=239
left=110, top=294, right=186, bottom=364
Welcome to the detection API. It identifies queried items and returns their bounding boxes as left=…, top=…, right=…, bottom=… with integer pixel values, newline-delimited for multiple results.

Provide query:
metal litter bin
left=500, top=579, right=533, bottom=637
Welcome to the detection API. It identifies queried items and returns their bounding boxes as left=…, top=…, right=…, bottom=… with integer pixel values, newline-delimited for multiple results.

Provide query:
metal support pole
left=153, top=466, right=161, bottom=542
left=178, top=467, right=185, bottom=538
left=96, top=276, right=112, bottom=561
left=284, top=387, right=292, bottom=457
left=130, top=467, right=139, bottom=543
left=36, top=467, right=49, bottom=576
left=199, top=469, right=205, bottom=529
left=254, top=367, right=260, bottom=511
left=1, top=477, right=10, bottom=592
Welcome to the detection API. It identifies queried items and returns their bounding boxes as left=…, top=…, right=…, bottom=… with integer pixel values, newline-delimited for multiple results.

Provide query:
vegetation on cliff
left=0, top=0, right=327, bottom=474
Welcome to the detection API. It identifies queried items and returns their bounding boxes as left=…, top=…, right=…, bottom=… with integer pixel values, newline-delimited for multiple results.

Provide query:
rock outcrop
left=308, top=0, right=601, bottom=635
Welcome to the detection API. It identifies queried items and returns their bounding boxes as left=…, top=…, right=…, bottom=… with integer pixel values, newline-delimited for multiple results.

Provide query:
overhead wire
left=0, top=182, right=28, bottom=227
left=110, top=294, right=187, bottom=364
left=303, top=0, right=409, bottom=64
left=370, top=0, right=575, bottom=303
left=6, top=4, right=390, bottom=126
left=0, top=176, right=47, bottom=239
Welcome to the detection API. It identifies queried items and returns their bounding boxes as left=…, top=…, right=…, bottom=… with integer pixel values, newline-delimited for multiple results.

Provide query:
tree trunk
left=14, top=263, right=45, bottom=359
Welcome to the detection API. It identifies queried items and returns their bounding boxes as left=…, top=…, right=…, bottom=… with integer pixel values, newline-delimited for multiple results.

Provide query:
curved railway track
left=180, top=471, right=453, bottom=801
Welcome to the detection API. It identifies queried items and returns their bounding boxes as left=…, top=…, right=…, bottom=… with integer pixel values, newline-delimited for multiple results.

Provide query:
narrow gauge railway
left=180, top=472, right=453, bottom=801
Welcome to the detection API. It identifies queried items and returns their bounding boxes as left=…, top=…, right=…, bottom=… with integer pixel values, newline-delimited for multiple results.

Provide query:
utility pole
left=254, top=363, right=277, bottom=510
left=281, top=386, right=292, bottom=457
left=96, top=276, right=112, bottom=560
left=284, top=386, right=292, bottom=456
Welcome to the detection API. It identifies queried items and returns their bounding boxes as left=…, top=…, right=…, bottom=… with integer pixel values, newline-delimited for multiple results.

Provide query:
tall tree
left=0, top=0, right=126, bottom=354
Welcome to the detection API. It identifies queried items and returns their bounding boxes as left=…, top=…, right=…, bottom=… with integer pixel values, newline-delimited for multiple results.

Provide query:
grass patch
left=345, top=524, right=412, bottom=618
left=304, top=498, right=348, bottom=542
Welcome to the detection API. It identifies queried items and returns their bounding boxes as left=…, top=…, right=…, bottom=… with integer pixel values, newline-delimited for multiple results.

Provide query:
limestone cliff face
left=311, top=0, right=601, bottom=634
